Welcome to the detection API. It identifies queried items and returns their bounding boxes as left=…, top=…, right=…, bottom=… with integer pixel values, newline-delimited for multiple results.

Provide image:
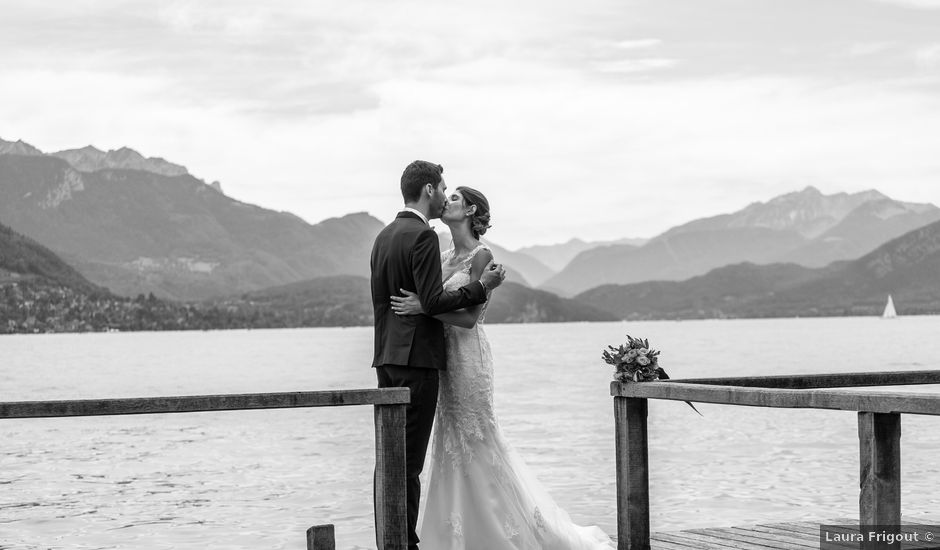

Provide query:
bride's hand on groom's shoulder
left=391, top=289, right=424, bottom=315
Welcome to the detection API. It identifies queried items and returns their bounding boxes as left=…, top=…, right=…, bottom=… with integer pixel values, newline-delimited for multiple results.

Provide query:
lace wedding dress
left=418, top=245, right=615, bottom=550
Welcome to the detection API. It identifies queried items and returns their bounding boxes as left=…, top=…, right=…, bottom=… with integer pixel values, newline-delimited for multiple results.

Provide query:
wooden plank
left=900, top=516, right=940, bottom=525
left=658, top=524, right=826, bottom=550
left=307, top=524, right=335, bottom=550
left=686, top=527, right=808, bottom=549
left=781, top=521, right=864, bottom=548
left=650, top=533, right=713, bottom=550
left=612, top=381, right=940, bottom=416
left=0, top=388, right=411, bottom=419
left=673, top=529, right=785, bottom=549
left=671, top=370, right=940, bottom=389
left=745, top=524, right=855, bottom=549
left=724, top=526, right=817, bottom=548
left=755, top=522, right=820, bottom=537
left=656, top=531, right=754, bottom=549
left=651, top=518, right=940, bottom=550
left=374, top=403, right=407, bottom=550
left=652, top=532, right=746, bottom=549
left=614, top=397, right=651, bottom=550
left=858, top=412, right=901, bottom=535
left=649, top=539, right=689, bottom=550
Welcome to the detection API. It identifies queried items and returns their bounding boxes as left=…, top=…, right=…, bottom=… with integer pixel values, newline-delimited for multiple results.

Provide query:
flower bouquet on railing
left=602, top=334, right=702, bottom=415
left=602, top=335, right=668, bottom=382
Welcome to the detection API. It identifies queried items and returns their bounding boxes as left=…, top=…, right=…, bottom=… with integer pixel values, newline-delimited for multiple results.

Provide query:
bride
left=390, top=187, right=614, bottom=550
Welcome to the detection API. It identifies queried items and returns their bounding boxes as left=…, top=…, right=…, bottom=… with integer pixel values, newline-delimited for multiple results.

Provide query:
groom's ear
left=424, top=183, right=434, bottom=197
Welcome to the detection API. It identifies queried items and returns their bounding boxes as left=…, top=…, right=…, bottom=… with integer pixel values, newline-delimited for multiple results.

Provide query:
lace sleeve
left=464, top=244, right=491, bottom=269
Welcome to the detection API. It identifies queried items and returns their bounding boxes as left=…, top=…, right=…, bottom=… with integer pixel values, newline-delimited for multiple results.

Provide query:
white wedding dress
left=418, top=245, right=615, bottom=550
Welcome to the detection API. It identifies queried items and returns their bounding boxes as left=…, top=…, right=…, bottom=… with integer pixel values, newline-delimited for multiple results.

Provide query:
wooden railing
left=611, top=370, right=940, bottom=550
left=0, top=388, right=411, bottom=550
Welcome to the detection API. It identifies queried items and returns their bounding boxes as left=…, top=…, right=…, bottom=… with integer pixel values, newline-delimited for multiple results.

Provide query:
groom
left=371, top=160, right=505, bottom=549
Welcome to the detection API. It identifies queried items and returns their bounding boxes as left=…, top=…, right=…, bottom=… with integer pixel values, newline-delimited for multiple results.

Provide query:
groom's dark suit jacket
left=371, top=211, right=487, bottom=370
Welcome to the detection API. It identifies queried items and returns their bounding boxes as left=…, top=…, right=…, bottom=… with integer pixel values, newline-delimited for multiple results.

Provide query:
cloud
left=613, top=39, right=662, bottom=50
left=591, top=58, right=677, bottom=74
left=870, top=0, right=940, bottom=8
left=3, top=0, right=940, bottom=248
left=914, top=44, right=940, bottom=66
left=845, top=42, right=895, bottom=57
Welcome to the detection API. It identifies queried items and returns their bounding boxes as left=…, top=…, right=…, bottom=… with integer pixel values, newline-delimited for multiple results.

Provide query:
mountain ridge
left=516, top=237, right=646, bottom=272
left=2, top=137, right=194, bottom=178
left=544, top=187, right=940, bottom=295
left=0, top=154, right=385, bottom=300
left=51, top=145, right=189, bottom=177
left=577, top=216, right=940, bottom=319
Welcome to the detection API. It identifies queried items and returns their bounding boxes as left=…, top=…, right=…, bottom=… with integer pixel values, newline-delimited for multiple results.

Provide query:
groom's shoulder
left=385, top=215, right=434, bottom=234
left=376, top=217, right=435, bottom=246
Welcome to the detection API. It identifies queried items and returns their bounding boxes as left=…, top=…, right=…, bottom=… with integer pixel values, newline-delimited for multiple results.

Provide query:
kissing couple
left=371, top=160, right=614, bottom=549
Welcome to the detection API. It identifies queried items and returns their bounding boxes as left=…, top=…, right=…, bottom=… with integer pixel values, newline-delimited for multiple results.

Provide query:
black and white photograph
left=3, top=1, right=940, bottom=549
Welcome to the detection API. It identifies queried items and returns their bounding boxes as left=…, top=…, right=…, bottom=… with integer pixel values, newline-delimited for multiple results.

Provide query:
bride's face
left=441, top=190, right=472, bottom=224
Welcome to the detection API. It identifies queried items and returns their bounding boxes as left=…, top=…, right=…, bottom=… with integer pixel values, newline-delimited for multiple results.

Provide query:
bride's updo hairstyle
left=457, top=186, right=492, bottom=239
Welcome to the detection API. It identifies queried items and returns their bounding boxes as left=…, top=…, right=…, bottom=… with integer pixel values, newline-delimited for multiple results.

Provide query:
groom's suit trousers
left=375, top=365, right=439, bottom=550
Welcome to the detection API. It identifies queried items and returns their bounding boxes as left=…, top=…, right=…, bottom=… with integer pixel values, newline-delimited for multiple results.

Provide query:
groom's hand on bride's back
left=390, top=289, right=424, bottom=316
left=480, top=260, right=506, bottom=290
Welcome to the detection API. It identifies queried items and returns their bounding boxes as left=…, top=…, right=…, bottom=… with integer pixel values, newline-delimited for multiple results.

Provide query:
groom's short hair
left=401, top=160, right=444, bottom=202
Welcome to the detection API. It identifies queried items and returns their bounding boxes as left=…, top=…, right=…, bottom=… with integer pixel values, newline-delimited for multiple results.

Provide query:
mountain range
left=0, top=219, right=201, bottom=333
left=213, top=277, right=615, bottom=326
left=0, top=221, right=101, bottom=293
left=5, top=135, right=940, bottom=327
left=431, top=227, right=554, bottom=286
left=544, top=186, right=940, bottom=295
left=0, top=143, right=385, bottom=300
left=0, top=138, right=566, bottom=300
left=0, top=215, right=614, bottom=331
left=0, top=138, right=612, bottom=327
left=1, top=137, right=190, bottom=178
left=516, top=237, right=647, bottom=272
left=577, top=216, right=940, bottom=319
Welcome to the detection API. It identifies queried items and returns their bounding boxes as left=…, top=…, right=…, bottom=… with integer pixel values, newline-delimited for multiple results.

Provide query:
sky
left=2, top=0, right=940, bottom=249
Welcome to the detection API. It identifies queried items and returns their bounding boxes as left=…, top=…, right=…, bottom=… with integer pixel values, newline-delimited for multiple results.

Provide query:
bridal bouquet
left=603, top=335, right=703, bottom=415
left=602, top=335, right=667, bottom=382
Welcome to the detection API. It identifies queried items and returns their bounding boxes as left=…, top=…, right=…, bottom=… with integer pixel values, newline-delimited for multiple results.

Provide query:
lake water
left=2, top=318, right=940, bottom=549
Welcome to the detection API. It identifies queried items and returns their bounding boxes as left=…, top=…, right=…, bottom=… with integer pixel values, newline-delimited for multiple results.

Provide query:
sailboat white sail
left=882, top=294, right=898, bottom=319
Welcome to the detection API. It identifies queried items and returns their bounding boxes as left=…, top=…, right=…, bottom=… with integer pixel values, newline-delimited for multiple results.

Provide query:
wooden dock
left=643, top=517, right=940, bottom=549
left=614, top=370, right=940, bottom=550
left=1, top=388, right=413, bottom=550
left=4, top=369, right=940, bottom=549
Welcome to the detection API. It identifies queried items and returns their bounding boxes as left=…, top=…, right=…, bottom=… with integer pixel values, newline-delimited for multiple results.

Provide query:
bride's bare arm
left=392, top=249, right=494, bottom=329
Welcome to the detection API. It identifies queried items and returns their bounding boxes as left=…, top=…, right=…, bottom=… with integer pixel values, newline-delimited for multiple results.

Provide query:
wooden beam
left=670, top=370, right=940, bottom=389
left=612, top=382, right=940, bottom=416
left=307, top=524, right=336, bottom=550
left=858, top=412, right=901, bottom=538
left=614, top=397, right=651, bottom=550
left=0, top=389, right=411, bottom=419
left=374, top=403, right=407, bottom=550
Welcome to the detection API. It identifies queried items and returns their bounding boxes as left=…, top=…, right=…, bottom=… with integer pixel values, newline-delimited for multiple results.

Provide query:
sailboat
left=882, top=294, right=898, bottom=319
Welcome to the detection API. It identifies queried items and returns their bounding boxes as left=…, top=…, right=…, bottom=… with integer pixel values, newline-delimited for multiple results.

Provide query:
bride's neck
left=447, top=221, right=478, bottom=255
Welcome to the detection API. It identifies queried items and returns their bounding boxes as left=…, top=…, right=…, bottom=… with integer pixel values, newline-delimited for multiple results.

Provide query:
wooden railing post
left=307, top=524, right=335, bottom=550
left=614, top=396, right=651, bottom=550
left=374, top=403, right=408, bottom=550
left=858, top=411, right=901, bottom=539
